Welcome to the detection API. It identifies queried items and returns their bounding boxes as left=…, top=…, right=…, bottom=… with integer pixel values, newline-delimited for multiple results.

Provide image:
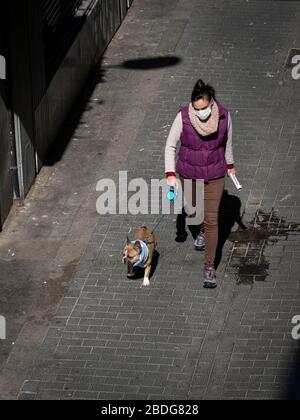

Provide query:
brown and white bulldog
left=122, top=226, right=157, bottom=287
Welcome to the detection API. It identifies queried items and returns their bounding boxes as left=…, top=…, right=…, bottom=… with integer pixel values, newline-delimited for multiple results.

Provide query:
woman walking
left=165, top=79, right=236, bottom=289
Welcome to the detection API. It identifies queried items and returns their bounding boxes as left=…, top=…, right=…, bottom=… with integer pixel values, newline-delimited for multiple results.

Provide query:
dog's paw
left=141, top=278, right=150, bottom=288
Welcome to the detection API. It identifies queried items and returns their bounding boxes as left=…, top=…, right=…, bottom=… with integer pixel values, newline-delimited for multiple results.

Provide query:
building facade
left=0, top=0, right=133, bottom=230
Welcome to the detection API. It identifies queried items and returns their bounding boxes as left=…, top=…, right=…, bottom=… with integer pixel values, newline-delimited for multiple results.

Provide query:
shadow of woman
left=215, top=190, right=247, bottom=270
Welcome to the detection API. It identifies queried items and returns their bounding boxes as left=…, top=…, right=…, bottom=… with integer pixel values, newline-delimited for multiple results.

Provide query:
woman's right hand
left=167, top=176, right=179, bottom=189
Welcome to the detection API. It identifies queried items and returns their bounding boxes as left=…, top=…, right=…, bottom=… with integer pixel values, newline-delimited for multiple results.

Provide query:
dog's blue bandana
left=131, top=240, right=149, bottom=268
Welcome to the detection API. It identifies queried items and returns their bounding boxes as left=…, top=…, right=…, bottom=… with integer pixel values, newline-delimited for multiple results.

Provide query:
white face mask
left=195, top=106, right=212, bottom=121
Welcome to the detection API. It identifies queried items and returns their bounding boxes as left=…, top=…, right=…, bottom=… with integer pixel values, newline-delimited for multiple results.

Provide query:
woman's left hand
left=228, top=168, right=236, bottom=176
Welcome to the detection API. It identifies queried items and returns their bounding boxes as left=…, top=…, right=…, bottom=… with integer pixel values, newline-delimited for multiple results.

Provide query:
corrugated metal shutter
left=0, top=16, right=14, bottom=225
left=42, top=0, right=83, bottom=33
left=41, top=0, right=86, bottom=83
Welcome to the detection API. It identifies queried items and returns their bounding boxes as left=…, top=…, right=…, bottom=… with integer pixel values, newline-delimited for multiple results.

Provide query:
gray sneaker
left=203, top=267, right=217, bottom=289
left=195, top=231, right=205, bottom=251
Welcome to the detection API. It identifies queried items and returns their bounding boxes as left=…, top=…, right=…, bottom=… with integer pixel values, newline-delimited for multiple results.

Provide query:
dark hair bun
left=194, top=79, right=206, bottom=90
left=192, top=79, right=216, bottom=102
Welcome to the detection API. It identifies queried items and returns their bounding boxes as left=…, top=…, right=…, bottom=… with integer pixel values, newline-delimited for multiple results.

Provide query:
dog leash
left=151, top=213, right=168, bottom=233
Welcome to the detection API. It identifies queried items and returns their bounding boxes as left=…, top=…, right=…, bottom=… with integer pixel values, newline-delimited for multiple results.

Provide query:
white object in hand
left=229, top=173, right=243, bottom=191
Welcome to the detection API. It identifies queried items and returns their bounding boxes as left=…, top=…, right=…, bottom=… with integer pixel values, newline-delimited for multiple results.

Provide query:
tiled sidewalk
left=1, top=0, right=300, bottom=400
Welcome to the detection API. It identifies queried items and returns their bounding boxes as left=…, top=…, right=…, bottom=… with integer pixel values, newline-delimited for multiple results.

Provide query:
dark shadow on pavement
left=176, top=210, right=210, bottom=242
left=150, top=250, right=160, bottom=278
left=105, top=55, right=182, bottom=71
left=121, top=56, right=181, bottom=70
left=285, top=348, right=300, bottom=400
left=215, top=190, right=246, bottom=270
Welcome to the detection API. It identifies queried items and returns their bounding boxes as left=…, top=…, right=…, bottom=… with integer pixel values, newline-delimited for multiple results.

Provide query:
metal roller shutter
left=41, top=0, right=86, bottom=82
left=42, top=0, right=83, bottom=31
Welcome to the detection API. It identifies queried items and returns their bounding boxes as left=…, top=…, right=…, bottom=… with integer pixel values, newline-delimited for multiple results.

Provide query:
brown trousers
left=180, top=175, right=225, bottom=270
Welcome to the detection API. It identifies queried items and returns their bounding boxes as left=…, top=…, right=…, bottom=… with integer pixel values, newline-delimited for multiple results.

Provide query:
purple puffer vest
left=176, top=100, right=229, bottom=182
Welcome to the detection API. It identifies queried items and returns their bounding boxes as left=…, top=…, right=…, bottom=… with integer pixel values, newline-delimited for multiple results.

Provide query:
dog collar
left=131, top=240, right=149, bottom=268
